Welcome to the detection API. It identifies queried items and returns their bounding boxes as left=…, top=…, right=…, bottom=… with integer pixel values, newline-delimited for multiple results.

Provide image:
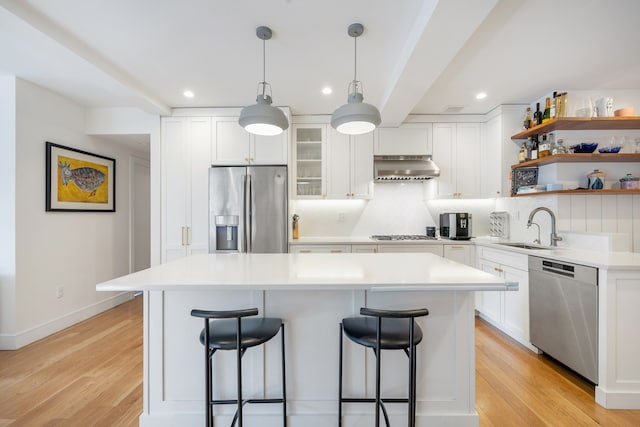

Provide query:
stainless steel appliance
left=370, top=234, right=438, bottom=241
left=439, top=213, right=472, bottom=240
left=529, top=256, right=598, bottom=383
left=209, top=165, right=288, bottom=253
left=373, top=155, right=440, bottom=181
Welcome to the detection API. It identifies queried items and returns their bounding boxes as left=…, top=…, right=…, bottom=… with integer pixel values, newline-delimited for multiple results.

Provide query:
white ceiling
left=1, top=0, right=639, bottom=126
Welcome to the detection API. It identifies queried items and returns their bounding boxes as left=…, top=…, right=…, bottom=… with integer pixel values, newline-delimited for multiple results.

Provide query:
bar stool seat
left=199, top=317, right=282, bottom=350
left=191, top=308, right=286, bottom=427
left=342, top=317, right=423, bottom=350
left=339, top=307, right=429, bottom=427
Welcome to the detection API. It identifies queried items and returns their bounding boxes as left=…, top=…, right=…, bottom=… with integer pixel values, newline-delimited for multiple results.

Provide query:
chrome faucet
left=527, top=207, right=563, bottom=247
left=529, top=222, right=541, bottom=244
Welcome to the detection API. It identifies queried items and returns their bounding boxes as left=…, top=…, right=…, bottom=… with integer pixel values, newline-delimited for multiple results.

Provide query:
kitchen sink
left=496, top=242, right=552, bottom=250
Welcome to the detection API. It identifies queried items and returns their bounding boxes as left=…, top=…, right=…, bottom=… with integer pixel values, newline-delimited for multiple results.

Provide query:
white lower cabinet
left=351, top=244, right=378, bottom=253
left=475, top=246, right=532, bottom=349
left=290, top=243, right=445, bottom=256
left=290, top=244, right=351, bottom=253
left=443, top=244, right=473, bottom=266
left=376, top=245, right=444, bottom=256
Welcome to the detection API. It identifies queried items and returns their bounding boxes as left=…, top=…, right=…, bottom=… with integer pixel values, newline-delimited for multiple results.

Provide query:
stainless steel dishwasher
left=529, top=256, right=598, bottom=383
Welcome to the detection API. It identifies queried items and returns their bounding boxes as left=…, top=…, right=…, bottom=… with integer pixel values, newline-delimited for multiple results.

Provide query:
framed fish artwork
left=45, top=142, right=116, bottom=212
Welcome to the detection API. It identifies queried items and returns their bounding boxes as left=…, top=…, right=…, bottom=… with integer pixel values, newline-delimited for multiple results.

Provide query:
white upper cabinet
left=481, top=105, right=525, bottom=198
left=375, top=125, right=432, bottom=155
left=293, top=124, right=326, bottom=198
left=161, top=116, right=211, bottom=262
left=432, top=122, right=481, bottom=198
left=326, top=128, right=374, bottom=199
left=212, top=118, right=288, bottom=165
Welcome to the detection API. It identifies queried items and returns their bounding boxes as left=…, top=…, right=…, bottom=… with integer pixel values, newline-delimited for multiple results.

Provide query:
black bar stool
left=339, top=307, right=429, bottom=427
left=191, top=308, right=286, bottom=427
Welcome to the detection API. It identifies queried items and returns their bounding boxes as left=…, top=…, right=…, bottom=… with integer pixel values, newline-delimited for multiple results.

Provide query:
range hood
left=374, top=155, right=440, bottom=181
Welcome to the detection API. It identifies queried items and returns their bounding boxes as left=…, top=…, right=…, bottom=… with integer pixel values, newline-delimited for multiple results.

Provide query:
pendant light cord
left=261, top=38, right=266, bottom=96
left=353, top=35, right=358, bottom=87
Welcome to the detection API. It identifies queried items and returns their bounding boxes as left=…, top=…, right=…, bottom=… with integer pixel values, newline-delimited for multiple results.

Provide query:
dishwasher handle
left=541, top=259, right=575, bottom=278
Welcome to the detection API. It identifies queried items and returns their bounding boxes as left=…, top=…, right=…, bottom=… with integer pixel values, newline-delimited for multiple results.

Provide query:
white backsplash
left=497, top=194, right=640, bottom=252
left=291, top=183, right=495, bottom=237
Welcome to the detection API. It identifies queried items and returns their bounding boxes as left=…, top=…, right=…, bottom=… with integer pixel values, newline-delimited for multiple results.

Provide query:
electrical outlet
left=337, top=211, right=346, bottom=222
left=56, top=286, right=64, bottom=299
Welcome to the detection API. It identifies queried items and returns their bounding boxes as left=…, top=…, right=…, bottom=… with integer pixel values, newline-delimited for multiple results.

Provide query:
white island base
left=97, top=253, right=515, bottom=426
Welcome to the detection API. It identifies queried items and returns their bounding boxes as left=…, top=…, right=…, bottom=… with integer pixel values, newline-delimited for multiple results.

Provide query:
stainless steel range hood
left=374, top=155, right=440, bottom=181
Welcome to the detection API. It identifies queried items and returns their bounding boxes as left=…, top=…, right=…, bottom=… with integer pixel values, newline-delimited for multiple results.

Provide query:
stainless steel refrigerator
left=209, top=165, right=288, bottom=253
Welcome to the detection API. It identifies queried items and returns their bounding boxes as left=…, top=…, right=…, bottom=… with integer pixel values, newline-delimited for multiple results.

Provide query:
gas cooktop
left=370, top=235, right=439, bottom=241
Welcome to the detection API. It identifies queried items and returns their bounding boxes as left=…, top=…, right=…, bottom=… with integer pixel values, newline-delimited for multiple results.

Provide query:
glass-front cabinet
left=293, top=124, right=326, bottom=198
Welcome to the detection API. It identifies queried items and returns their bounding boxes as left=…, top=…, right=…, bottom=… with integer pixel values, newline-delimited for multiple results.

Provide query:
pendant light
left=239, top=26, right=289, bottom=136
left=331, top=23, right=381, bottom=135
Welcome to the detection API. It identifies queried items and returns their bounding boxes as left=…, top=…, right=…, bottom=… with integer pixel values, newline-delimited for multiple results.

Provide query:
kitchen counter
left=97, top=252, right=511, bottom=292
left=97, top=253, right=511, bottom=426
left=290, top=236, right=640, bottom=269
left=474, top=237, right=640, bottom=270
left=290, top=236, right=475, bottom=245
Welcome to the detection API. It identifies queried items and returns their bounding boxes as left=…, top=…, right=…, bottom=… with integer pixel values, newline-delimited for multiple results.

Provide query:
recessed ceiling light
left=183, top=90, right=195, bottom=98
left=475, top=92, right=487, bottom=100
left=322, top=87, right=333, bottom=95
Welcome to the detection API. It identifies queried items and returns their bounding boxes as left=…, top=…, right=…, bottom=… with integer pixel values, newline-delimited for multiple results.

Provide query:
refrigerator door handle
left=246, top=173, right=253, bottom=253
left=242, top=174, right=248, bottom=252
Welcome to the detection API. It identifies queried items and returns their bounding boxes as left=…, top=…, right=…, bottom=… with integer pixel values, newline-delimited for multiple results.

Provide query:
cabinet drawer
left=290, top=244, right=351, bottom=254
left=477, top=246, right=528, bottom=271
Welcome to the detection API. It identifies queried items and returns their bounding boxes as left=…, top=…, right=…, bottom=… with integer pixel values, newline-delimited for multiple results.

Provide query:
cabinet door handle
left=181, top=226, right=188, bottom=246
left=330, top=249, right=343, bottom=253
left=187, top=226, right=192, bottom=246
left=494, top=267, right=503, bottom=273
left=299, top=250, right=311, bottom=253
left=449, top=245, right=464, bottom=249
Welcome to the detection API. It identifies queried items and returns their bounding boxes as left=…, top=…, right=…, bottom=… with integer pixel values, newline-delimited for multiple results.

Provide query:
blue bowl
left=598, top=146, right=622, bottom=153
left=570, top=143, right=598, bottom=153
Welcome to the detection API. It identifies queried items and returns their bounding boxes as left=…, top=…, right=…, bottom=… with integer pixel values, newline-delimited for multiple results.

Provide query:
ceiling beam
left=0, top=0, right=170, bottom=115
left=379, top=0, right=499, bottom=126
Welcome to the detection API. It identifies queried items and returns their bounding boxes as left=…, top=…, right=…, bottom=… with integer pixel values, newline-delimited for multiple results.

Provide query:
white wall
left=85, top=107, right=160, bottom=266
left=0, top=78, right=150, bottom=349
left=0, top=76, right=17, bottom=337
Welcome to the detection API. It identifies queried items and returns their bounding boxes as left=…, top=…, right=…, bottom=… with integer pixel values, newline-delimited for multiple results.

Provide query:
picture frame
left=46, top=142, right=116, bottom=212
left=511, top=166, right=538, bottom=196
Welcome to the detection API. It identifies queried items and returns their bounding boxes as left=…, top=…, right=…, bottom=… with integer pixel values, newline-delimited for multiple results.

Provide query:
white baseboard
left=596, top=387, right=640, bottom=409
left=0, top=292, right=135, bottom=350
left=139, top=413, right=479, bottom=427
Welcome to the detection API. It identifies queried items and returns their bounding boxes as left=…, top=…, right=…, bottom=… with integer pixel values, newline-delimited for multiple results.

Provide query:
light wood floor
left=1, top=297, right=639, bottom=426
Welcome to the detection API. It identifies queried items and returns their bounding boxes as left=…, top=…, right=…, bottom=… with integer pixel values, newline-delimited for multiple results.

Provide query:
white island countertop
left=96, top=252, right=516, bottom=292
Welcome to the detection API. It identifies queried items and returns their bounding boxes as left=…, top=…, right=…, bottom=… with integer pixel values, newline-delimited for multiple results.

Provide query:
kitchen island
left=97, top=252, right=515, bottom=427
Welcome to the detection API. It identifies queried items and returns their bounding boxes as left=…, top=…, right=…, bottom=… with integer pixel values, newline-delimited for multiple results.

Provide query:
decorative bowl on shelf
left=598, top=146, right=622, bottom=153
left=570, top=143, right=598, bottom=153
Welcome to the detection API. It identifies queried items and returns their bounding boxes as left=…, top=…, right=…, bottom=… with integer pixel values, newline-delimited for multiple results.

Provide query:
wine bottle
left=550, top=92, right=558, bottom=119
left=534, top=102, right=542, bottom=126
left=523, top=107, right=532, bottom=129
left=542, top=97, right=551, bottom=123
left=530, top=135, right=539, bottom=160
left=539, top=134, right=550, bottom=157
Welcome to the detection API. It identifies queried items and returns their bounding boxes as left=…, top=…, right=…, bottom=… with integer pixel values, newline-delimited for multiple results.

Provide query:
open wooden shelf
left=512, top=153, right=640, bottom=169
left=511, top=117, right=640, bottom=140
left=512, top=189, right=640, bottom=197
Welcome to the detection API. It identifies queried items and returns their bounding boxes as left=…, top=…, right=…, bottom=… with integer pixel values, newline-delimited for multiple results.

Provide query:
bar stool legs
left=339, top=307, right=428, bottom=427
left=191, top=308, right=286, bottom=427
